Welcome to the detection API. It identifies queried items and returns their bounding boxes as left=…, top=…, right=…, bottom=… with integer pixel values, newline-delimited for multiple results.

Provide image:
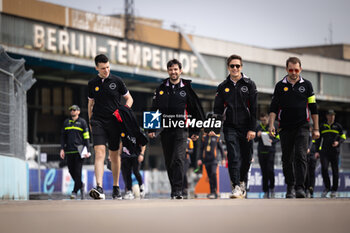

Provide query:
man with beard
left=148, top=59, right=204, bottom=199
left=269, top=57, right=320, bottom=198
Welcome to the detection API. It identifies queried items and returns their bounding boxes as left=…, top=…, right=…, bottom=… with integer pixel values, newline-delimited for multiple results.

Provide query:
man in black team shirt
left=269, top=57, right=320, bottom=198
left=213, top=54, right=257, bottom=199
left=148, top=59, right=204, bottom=199
left=88, top=54, right=133, bottom=200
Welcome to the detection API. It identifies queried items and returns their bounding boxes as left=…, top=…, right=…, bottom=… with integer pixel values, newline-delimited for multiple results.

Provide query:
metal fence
left=0, top=46, right=34, bottom=159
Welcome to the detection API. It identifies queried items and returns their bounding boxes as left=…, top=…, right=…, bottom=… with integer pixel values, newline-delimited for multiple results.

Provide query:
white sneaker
left=230, top=185, right=243, bottom=199
left=139, top=184, right=145, bottom=198
left=123, top=191, right=135, bottom=200
left=240, top=181, right=247, bottom=198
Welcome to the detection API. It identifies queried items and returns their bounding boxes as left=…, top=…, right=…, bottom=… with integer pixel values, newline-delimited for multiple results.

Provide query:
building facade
left=1, top=0, right=349, bottom=168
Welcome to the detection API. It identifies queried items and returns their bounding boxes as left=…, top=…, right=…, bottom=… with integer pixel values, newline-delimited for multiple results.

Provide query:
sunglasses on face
left=288, top=69, right=300, bottom=73
left=70, top=109, right=77, bottom=111
left=229, top=64, right=241, bottom=69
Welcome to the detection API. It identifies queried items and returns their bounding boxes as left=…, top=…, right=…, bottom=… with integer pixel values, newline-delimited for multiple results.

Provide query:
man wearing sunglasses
left=269, top=57, right=320, bottom=198
left=213, top=54, right=257, bottom=199
left=60, top=105, right=90, bottom=199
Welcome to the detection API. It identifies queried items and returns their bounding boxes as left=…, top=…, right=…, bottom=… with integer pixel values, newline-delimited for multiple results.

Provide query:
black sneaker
left=112, top=186, right=122, bottom=200
left=309, top=187, right=314, bottom=198
left=89, top=186, right=105, bottom=200
left=172, top=191, right=183, bottom=200
left=295, top=188, right=306, bottom=198
left=286, top=186, right=295, bottom=198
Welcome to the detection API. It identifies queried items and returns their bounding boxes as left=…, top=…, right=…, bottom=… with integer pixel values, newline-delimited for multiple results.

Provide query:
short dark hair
left=95, top=54, right=109, bottom=66
left=286, top=57, right=301, bottom=68
left=226, top=54, right=243, bottom=67
left=167, top=59, right=182, bottom=70
left=259, top=112, right=268, bottom=118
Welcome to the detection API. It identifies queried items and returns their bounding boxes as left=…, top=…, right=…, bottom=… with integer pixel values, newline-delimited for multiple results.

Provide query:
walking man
left=148, top=59, right=204, bottom=199
left=88, top=54, right=133, bottom=199
left=213, top=54, right=257, bottom=198
left=315, top=110, right=346, bottom=198
left=269, top=57, right=320, bottom=198
left=60, top=105, right=90, bottom=199
left=255, top=113, right=279, bottom=198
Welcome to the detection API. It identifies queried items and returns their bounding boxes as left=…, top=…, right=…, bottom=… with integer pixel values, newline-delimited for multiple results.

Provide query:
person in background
left=197, top=132, right=225, bottom=199
left=305, top=126, right=318, bottom=198
left=255, top=113, right=279, bottom=198
left=120, top=138, right=146, bottom=200
left=315, top=109, right=346, bottom=198
left=60, top=105, right=90, bottom=199
left=182, top=137, right=194, bottom=199
left=269, top=56, right=320, bottom=198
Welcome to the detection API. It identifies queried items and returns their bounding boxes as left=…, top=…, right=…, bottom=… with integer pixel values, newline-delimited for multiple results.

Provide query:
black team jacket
left=214, top=74, right=257, bottom=131
left=150, top=78, right=205, bottom=136
left=113, top=105, right=148, bottom=153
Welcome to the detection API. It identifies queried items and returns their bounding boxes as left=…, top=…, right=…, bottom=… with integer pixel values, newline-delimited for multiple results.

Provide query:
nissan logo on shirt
left=241, top=86, right=248, bottom=93
left=298, top=86, right=306, bottom=93
left=179, top=91, right=186, bottom=97
left=109, top=83, right=117, bottom=90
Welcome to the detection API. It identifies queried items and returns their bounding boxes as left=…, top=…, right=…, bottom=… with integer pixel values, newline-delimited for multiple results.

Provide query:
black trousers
left=66, top=153, right=84, bottom=193
left=182, top=157, right=190, bottom=195
left=279, top=124, right=309, bottom=190
left=305, top=153, right=317, bottom=190
left=320, top=150, right=339, bottom=191
left=161, top=129, right=187, bottom=196
left=258, top=151, right=275, bottom=192
left=204, top=162, right=218, bottom=194
left=121, top=157, right=143, bottom=191
left=223, top=127, right=253, bottom=187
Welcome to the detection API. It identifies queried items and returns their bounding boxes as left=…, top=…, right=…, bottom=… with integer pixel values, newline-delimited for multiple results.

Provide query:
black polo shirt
left=88, top=74, right=128, bottom=120
left=270, top=76, right=318, bottom=129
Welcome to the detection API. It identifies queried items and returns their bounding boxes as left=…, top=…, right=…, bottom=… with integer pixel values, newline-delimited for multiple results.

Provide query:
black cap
left=327, top=109, right=336, bottom=115
left=69, top=105, right=80, bottom=111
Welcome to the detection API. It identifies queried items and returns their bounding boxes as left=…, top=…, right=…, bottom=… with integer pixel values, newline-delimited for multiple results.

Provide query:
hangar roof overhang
left=5, top=45, right=218, bottom=99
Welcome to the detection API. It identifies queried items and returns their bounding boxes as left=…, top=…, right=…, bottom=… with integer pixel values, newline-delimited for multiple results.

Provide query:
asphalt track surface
left=1, top=198, right=349, bottom=233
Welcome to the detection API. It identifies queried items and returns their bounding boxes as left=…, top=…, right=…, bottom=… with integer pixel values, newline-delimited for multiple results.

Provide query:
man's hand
left=246, top=131, right=256, bottom=142
left=257, top=131, right=262, bottom=137
left=208, top=131, right=217, bottom=136
left=269, top=125, right=276, bottom=137
left=60, top=149, right=65, bottom=159
left=197, top=160, right=202, bottom=166
left=315, top=152, right=320, bottom=159
left=332, top=141, right=339, bottom=147
left=312, top=130, right=320, bottom=140
left=138, top=154, right=144, bottom=163
left=148, top=132, right=156, bottom=138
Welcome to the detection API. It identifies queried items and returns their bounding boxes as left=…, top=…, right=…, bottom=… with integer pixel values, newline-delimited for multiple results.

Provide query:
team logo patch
left=121, top=132, right=125, bottom=137
left=225, top=88, right=230, bottom=92
left=159, top=90, right=164, bottom=95
left=241, top=86, right=248, bottom=93
left=179, top=90, right=186, bottom=97
left=284, top=87, right=288, bottom=92
left=298, top=86, right=306, bottom=93
left=109, top=83, right=116, bottom=90
left=95, top=86, right=99, bottom=91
